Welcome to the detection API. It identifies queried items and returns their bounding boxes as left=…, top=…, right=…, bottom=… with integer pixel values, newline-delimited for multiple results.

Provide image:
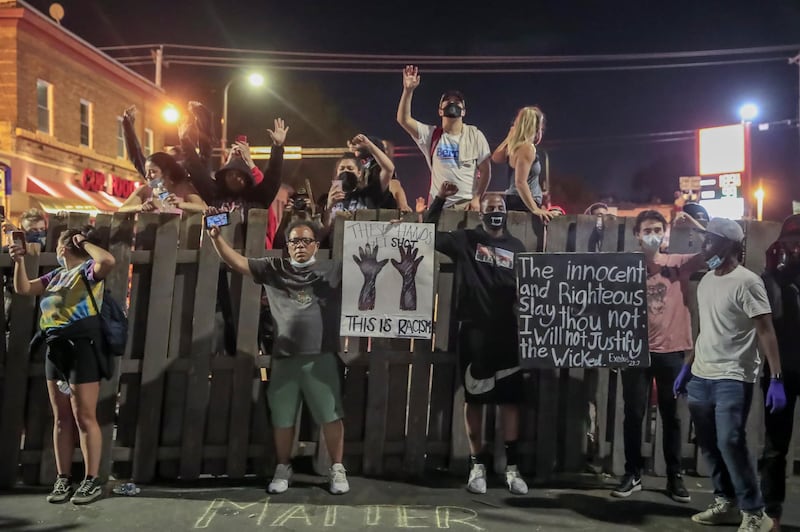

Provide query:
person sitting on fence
left=611, top=210, right=706, bottom=502
left=491, top=106, right=554, bottom=223
left=324, top=135, right=395, bottom=221
left=117, top=151, right=206, bottom=215
left=673, top=218, right=785, bottom=532
left=206, top=218, right=348, bottom=495
left=10, top=226, right=116, bottom=505
left=397, top=65, right=491, bottom=211
left=759, top=214, right=800, bottom=530
left=424, top=181, right=529, bottom=495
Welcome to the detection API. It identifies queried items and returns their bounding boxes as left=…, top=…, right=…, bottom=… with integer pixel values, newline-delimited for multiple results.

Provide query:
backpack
left=80, top=272, right=128, bottom=357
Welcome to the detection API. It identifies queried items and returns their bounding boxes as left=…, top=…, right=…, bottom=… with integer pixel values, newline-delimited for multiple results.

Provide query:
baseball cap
left=440, top=90, right=466, bottom=107
left=704, top=217, right=744, bottom=243
left=683, top=201, right=709, bottom=222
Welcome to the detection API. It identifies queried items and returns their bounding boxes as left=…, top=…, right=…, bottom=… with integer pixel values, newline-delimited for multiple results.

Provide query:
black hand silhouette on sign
left=353, top=243, right=388, bottom=310
left=392, top=244, right=424, bottom=311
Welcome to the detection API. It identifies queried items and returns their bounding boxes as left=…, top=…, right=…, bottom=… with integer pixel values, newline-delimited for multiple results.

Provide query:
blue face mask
left=290, top=255, right=316, bottom=269
left=57, top=255, right=66, bottom=268
left=25, top=230, right=46, bottom=247
left=706, top=255, right=723, bottom=270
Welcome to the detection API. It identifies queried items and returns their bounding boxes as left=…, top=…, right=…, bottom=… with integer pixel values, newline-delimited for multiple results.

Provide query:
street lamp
left=162, top=104, right=179, bottom=124
left=221, top=72, right=267, bottom=162
left=739, top=103, right=759, bottom=123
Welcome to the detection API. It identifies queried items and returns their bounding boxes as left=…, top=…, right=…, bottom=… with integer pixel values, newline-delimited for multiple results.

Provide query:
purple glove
left=673, top=364, right=691, bottom=397
left=766, top=379, right=787, bottom=413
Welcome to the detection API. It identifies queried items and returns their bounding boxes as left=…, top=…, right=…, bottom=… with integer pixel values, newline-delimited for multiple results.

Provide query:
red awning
left=25, top=177, right=124, bottom=213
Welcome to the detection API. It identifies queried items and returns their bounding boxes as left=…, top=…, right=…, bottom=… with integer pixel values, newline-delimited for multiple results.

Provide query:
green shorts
left=267, top=353, right=344, bottom=428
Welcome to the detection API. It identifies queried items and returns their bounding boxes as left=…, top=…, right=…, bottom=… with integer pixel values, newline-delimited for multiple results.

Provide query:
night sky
left=24, top=0, right=800, bottom=218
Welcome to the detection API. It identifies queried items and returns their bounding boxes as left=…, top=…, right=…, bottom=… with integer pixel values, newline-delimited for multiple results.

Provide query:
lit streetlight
left=754, top=185, right=765, bottom=221
left=739, top=103, right=759, bottom=122
left=221, top=72, right=267, bottom=162
left=162, top=105, right=180, bottom=124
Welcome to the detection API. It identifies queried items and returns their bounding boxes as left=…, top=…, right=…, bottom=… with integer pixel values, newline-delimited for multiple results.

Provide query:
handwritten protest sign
left=341, top=221, right=435, bottom=339
left=516, top=252, right=649, bottom=369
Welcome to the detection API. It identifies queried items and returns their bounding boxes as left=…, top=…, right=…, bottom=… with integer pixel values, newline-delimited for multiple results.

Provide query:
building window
left=116, top=117, right=125, bottom=158
left=36, top=79, right=53, bottom=134
left=144, top=128, right=154, bottom=157
left=79, top=99, right=92, bottom=147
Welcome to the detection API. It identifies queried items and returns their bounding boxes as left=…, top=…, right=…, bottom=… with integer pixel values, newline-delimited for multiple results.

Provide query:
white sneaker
left=691, top=496, right=741, bottom=525
left=738, top=510, right=774, bottom=532
left=267, top=463, right=292, bottom=494
left=329, top=463, right=349, bottom=495
left=467, top=463, right=487, bottom=494
left=505, top=465, right=529, bottom=495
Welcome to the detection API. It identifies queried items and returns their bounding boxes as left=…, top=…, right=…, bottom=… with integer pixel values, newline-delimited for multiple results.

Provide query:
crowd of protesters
left=3, top=64, right=799, bottom=532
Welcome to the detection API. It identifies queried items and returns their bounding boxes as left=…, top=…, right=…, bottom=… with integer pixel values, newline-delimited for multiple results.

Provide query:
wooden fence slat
left=0, top=246, right=40, bottom=488
left=226, top=209, right=268, bottom=478
left=611, top=371, right=626, bottom=476
left=341, top=358, right=368, bottom=475
left=21, top=375, right=48, bottom=485
left=98, top=213, right=135, bottom=482
left=179, top=226, right=223, bottom=479
left=362, top=353, right=390, bottom=476
left=563, top=368, right=588, bottom=471
left=132, top=213, right=181, bottom=482
left=403, top=343, right=433, bottom=477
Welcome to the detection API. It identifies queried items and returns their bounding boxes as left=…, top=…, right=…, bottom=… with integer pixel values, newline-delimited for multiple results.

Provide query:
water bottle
left=56, top=380, right=71, bottom=395
left=112, top=482, right=140, bottom=496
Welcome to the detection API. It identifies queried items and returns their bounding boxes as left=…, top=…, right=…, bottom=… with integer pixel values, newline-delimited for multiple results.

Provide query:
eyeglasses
left=288, top=237, right=316, bottom=247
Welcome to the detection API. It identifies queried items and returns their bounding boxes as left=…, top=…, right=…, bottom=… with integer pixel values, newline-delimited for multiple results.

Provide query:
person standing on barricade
left=759, top=214, right=800, bottom=531
left=491, top=106, right=554, bottom=223
left=397, top=65, right=491, bottom=211
left=425, top=181, right=528, bottom=495
left=206, top=218, right=348, bottom=495
left=611, top=210, right=705, bottom=501
left=10, top=227, right=116, bottom=505
left=673, top=218, right=785, bottom=532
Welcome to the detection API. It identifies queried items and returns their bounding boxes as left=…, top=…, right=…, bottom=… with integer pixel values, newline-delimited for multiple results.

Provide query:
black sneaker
left=611, top=474, right=642, bottom=498
left=46, top=477, right=73, bottom=503
left=71, top=477, right=103, bottom=505
left=667, top=474, right=691, bottom=503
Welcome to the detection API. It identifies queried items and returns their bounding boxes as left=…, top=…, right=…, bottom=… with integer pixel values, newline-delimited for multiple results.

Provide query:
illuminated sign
left=80, top=169, right=137, bottom=199
left=699, top=172, right=744, bottom=219
left=698, top=124, right=745, bottom=175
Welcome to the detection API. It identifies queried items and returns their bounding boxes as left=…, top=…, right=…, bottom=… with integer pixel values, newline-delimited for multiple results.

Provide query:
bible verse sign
left=340, top=221, right=435, bottom=339
left=516, top=252, right=650, bottom=369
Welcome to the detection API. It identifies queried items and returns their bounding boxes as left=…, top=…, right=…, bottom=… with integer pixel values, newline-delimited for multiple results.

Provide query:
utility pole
left=153, top=46, right=164, bottom=88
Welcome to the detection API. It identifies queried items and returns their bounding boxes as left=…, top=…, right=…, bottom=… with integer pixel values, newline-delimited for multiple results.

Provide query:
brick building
left=0, top=0, right=169, bottom=219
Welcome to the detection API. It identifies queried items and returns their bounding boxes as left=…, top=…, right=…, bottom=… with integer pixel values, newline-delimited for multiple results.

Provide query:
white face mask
left=289, top=254, right=317, bottom=269
left=641, top=234, right=663, bottom=252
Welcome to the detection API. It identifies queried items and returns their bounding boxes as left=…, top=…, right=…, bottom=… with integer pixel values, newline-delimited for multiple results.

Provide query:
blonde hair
left=19, top=208, right=46, bottom=229
left=507, top=106, right=545, bottom=156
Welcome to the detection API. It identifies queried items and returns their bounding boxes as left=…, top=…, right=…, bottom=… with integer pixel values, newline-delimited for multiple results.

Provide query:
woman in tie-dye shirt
left=10, top=226, right=116, bottom=505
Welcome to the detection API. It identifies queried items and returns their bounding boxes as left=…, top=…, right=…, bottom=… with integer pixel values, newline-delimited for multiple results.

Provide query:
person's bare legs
left=70, top=381, right=101, bottom=477
left=322, top=419, right=344, bottom=463
left=47, top=380, right=76, bottom=476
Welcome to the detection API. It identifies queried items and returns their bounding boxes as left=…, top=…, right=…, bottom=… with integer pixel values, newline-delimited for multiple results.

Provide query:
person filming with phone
left=205, top=215, right=349, bottom=495
left=9, top=226, right=116, bottom=505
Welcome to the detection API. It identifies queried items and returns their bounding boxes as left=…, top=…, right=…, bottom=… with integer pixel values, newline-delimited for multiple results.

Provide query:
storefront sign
left=80, top=169, right=136, bottom=199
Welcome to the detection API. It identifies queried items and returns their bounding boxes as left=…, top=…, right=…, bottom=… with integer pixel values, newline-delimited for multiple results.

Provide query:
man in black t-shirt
left=425, top=182, right=528, bottom=496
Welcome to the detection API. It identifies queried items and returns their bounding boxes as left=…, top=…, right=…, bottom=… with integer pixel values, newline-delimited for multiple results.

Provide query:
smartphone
left=331, top=180, right=343, bottom=191
left=235, top=135, right=247, bottom=144
left=204, top=212, right=231, bottom=229
left=10, top=230, right=24, bottom=248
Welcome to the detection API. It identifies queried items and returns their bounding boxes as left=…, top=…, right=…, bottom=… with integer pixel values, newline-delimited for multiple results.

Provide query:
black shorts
left=45, top=337, right=102, bottom=384
left=458, top=321, right=523, bottom=405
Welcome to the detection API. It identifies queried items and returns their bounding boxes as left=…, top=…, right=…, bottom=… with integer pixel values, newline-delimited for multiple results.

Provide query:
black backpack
left=80, top=273, right=128, bottom=357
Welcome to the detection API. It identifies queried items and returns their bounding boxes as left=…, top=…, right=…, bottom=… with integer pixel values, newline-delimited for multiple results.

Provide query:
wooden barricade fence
left=0, top=209, right=799, bottom=488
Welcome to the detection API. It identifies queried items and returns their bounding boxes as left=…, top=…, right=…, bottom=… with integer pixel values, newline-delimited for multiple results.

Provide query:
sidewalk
left=1, top=473, right=798, bottom=531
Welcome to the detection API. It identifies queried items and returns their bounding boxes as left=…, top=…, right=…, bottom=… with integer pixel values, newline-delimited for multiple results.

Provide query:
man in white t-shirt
left=396, top=65, right=491, bottom=211
left=673, top=218, right=786, bottom=532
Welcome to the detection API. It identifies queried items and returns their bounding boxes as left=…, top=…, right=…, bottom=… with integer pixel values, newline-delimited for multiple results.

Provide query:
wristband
left=771, top=373, right=783, bottom=382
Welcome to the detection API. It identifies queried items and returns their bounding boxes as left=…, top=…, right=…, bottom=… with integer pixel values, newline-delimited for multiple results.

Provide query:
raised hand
left=403, top=65, right=420, bottom=91
left=438, top=182, right=458, bottom=199
left=415, top=197, right=427, bottom=213
left=8, top=243, right=25, bottom=263
left=123, top=105, right=137, bottom=122
left=267, top=118, right=289, bottom=146
left=352, top=243, right=388, bottom=311
left=391, top=244, right=424, bottom=311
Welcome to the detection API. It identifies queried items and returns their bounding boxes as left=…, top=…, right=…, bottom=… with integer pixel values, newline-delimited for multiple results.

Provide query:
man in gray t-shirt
left=673, top=218, right=785, bottom=531
left=207, top=218, right=349, bottom=496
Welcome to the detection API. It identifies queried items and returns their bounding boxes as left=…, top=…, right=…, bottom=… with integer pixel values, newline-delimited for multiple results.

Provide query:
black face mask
left=442, top=102, right=463, bottom=118
left=338, top=171, right=360, bottom=193
left=482, top=211, right=507, bottom=230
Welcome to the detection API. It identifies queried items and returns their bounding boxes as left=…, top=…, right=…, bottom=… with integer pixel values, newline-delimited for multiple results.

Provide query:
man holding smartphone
left=205, top=216, right=348, bottom=495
